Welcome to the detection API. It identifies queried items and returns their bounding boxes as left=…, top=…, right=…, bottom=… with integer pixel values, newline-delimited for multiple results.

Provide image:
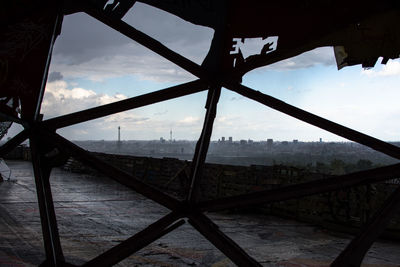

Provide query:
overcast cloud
left=47, top=71, right=64, bottom=82
left=267, top=47, right=336, bottom=70
left=41, top=2, right=392, bottom=142
left=41, top=79, right=207, bottom=140
left=362, top=60, right=400, bottom=77
left=52, top=3, right=213, bottom=82
left=42, top=80, right=128, bottom=118
left=51, top=2, right=337, bottom=83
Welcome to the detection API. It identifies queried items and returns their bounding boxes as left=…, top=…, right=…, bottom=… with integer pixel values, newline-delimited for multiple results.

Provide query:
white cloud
left=42, top=80, right=128, bottom=118
left=45, top=80, right=96, bottom=99
left=41, top=80, right=205, bottom=140
left=45, top=5, right=400, bottom=142
left=297, top=77, right=400, bottom=141
left=51, top=3, right=342, bottom=84
left=51, top=43, right=198, bottom=83
left=216, top=115, right=238, bottom=126
left=52, top=4, right=213, bottom=83
left=265, top=47, right=336, bottom=70
left=103, top=112, right=149, bottom=125
left=362, top=60, right=400, bottom=77
left=178, top=116, right=201, bottom=125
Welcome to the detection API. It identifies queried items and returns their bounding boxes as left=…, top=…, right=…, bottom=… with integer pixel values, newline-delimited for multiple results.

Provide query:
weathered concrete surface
left=0, top=160, right=399, bottom=267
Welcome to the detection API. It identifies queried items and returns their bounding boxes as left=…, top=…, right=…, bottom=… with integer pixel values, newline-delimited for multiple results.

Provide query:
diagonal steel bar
left=188, top=212, right=262, bottom=266
left=43, top=130, right=182, bottom=211
left=226, top=82, right=400, bottom=160
left=84, top=212, right=184, bottom=267
left=0, top=129, right=29, bottom=157
left=44, top=80, right=206, bottom=130
left=331, top=185, right=400, bottom=267
left=188, top=86, right=221, bottom=202
left=199, top=163, right=400, bottom=212
left=83, top=4, right=207, bottom=80
left=187, top=2, right=229, bottom=202
left=30, top=135, right=65, bottom=266
left=34, top=12, right=62, bottom=122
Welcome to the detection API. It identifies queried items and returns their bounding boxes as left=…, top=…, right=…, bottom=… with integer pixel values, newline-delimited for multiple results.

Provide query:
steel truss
left=1, top=1, right=400, bottom=266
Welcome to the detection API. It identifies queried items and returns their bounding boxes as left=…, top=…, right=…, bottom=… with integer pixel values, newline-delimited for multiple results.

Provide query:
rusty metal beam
left=226, top=83, right=400, bottom=160
left=84, top=212, right=184, bottom=267
left=44, top=80, right=206, bottom=130
left=199, top=163, right=400, bottom=212
left=0, top=129, right=29, bottom=157
left=43, top=130, right=181, bottom=211
left=188, top=86, right=221, bottom=202
left=331, top=185, right=400, bottom=267
left=187, top=4, right=230, bottom=201
left=30, top=135, right=65, bottom=266
left=34, top=12, right=63, bottom=122
left=188, top=212, right=262, bottom=267
left=82, top=4, right=207, bottom=80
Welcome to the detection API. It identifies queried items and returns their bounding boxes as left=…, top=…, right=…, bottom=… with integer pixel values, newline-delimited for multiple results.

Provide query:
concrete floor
left=0, top=160, right=399, bottom=267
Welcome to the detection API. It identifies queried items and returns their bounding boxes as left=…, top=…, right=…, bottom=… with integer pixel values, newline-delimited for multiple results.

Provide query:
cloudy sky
left=11, top=2, right=400, bottom=142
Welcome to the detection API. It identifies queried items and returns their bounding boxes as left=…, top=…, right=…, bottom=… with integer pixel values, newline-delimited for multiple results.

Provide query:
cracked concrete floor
left=1, top=160, right=400, bottom=267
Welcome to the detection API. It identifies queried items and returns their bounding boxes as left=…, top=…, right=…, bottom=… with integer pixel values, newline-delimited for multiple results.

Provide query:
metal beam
left=44, top=80, right=206, bottom=130
left=84, top=212, right=184, bottom=267
left=331, top=185, right=400, bottom=267
left=0, top=129, right=29, bottom=157
left=188, top=212, right=262, bottom=267
left=187, top=3, right=230, bottom=202
left=0, top=105, right=25, bottom=125
left=226, top=83, right=400, bottom=160
left=30, top=135, right=65, bottom=266
left=83, top=4, right=207, bottom=80
left=199, top=163, right=400, bottom=212
left=188, top=86, right=221, bottom=202
left=34, top=12, right=63, bottom=121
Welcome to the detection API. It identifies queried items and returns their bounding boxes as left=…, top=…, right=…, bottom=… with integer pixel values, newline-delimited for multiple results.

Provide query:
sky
left=8, top=2, right=400, bottom=142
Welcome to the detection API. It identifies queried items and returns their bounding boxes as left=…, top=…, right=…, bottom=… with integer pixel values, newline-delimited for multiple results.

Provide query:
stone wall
left=3, top=145, right=31, bottom=160
left=62, top=152, right=400, bottom=238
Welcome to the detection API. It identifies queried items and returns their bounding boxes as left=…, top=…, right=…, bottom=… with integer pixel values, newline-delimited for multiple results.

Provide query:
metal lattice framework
left=2, top=1, right=400, bottom=266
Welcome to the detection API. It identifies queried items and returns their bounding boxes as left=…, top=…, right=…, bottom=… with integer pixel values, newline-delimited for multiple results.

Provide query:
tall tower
left=170, top=129, right=172, bottom=142
left=117, top=126, right=121, bottom=149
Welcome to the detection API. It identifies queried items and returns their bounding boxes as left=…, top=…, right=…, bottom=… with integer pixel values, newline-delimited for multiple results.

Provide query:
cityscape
left=73, top=132, right=399, bottom=173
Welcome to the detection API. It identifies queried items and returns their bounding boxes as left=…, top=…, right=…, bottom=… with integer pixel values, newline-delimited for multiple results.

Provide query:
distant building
left=228, top=137, right=233, bottom=143
left=117, top=126, right=121, bottom=148
left=293, top=139, right=298, bottom=144
left=240, top=139, right=247, bottom=145
left=221, top=137, right=225, bottom=142
left=118, top=126, right=121, bottom=142
left=267, top=139, right=273, bottom=149
left=320, top=138, right=323, bottom=143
